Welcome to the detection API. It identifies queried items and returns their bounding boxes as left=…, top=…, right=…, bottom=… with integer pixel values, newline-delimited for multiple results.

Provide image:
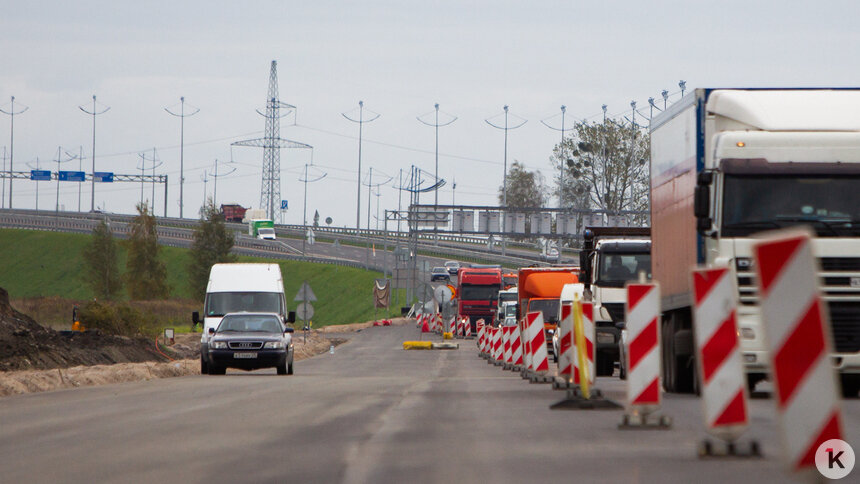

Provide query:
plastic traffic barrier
left=403, top=341, right=433, bottom=350
left=526, top=311, right=550, bottom=376
left=753, top=230, right=843, bottom=471
left=619, top=282, right=671, bottom=429
left=493, top=327, right=504, bottom=363
left=558, top=303, right=573, bottom=381
left=573, top=299, right=595, bottom=387
left=464, top=318, right=472, bottom=338
left=503, top=326, right=513, bottom=366
left=510, top=324, right=523, bottom=368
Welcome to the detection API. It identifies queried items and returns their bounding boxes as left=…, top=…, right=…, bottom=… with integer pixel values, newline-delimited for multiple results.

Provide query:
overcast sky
left=1, top=1, right=858, bottom=227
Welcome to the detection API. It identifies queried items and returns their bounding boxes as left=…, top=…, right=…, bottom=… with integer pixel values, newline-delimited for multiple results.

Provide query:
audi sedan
left=207, top=312, right=294, bottom=375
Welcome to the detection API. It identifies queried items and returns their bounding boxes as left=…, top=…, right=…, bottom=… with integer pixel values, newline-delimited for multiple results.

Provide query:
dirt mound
left=0, top=287, right=176, bottom=372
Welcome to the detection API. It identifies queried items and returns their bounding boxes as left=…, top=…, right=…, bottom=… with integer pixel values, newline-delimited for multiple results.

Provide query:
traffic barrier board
left=692, top=267, right=749, bottom=441
left=558, top=303, right=573, bottom=381
left=753, top=230, right=843, bottom=471
left=625, top=283, right=661, bottom=410
left=526, top=311, right=549, bottom=374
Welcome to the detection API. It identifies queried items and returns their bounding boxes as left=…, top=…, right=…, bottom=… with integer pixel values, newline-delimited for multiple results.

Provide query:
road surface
left=1, top=324, right=857, bottom=483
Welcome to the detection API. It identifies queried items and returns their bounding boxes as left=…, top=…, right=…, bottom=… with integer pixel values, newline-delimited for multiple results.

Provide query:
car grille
left=736, top=257, right=860, bottom=353
left=227, top=341, right=264, bottom=350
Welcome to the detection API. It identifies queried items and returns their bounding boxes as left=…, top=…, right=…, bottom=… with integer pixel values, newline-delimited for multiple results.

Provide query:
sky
left=1, top=0, right=858, bottom=228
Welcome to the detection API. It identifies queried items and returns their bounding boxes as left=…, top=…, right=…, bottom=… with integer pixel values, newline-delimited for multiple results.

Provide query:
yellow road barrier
left=573, top=294, right=591, bottom=399
left=402, top=341, right=433, bottom=350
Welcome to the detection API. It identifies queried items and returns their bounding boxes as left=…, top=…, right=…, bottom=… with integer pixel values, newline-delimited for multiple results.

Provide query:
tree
left=550, top=118, right=650, bottom=214
left=125, top=202, right=169, bottom=300
left=82, top=219, right=123, bottom=300
left=497, top=161, right=547, bottom=208
left=188, top=200, right=237, bottom=300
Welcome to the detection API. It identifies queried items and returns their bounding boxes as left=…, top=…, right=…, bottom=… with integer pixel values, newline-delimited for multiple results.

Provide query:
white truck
left=193, top=263, right=295, bottom=374
left=651, top=88, right=860, bottom=396
left=578, top=227, right=651, bottom=377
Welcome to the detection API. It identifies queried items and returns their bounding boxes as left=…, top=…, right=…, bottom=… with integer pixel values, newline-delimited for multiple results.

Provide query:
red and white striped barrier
left=625, top=283, right=661, bottom=410
left=476, top=320, right=486, bottom=353
left=464, top=318, right=472, bottom=338
left=436, top=313, right=442, bottom=333
left=510, top=324, right=523, bottom=367
left=753, top=231, right=843, bottom=471
left=574, top=302, right=595, bottom=385
left=692, top=267, right=748, bottom=441
left=493, top=327, right=503, bottom=362
left=526, top=311, right=549, bottom=373
left=558, top=303, right=573, bottom=380
left=503, top=326, right=513, bottom=364
left=520, top=317, right=532, bottom=372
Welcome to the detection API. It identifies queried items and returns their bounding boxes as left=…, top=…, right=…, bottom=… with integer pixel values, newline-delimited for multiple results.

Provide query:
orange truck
left=517, top=267, right=579, bottom=359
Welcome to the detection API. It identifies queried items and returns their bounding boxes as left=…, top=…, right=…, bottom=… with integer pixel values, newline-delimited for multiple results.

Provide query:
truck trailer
left=650, top=88, right=860, bottom=396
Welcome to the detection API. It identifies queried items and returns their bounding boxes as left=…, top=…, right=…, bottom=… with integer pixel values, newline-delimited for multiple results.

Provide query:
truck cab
left=579, top=227, right=651, bottom=376
left=518, top=267, right=579, bottom=357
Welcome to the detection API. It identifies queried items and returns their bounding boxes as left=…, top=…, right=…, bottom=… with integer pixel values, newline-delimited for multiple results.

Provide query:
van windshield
left=205, top=292, right=283, bottom=317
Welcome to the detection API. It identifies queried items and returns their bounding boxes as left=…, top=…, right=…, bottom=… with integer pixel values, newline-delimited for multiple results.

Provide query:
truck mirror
left=208, top=327, right=215, bottom=335
left=192, top=311, right=200, bottom=325
left=697, top=217, right=713, bottom=233
left=287, top=311, right=296, bottom=323
left=694, top=185, right=710, bottom=219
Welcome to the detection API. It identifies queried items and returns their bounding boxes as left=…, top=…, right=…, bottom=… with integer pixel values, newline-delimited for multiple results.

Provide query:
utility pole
left=299, top=162, right=326, bottom=255
left=541, top=105, right=573, bottom=208
left=485, top=105, right=527, bottom=256
left=362, top=167, right=393, bottom=267
left=1, top=146, right=5, bottom=209
left=416, top=103, right=457, bottom=211
left=200, top=170, right=208, bottom=208
left=210, top=157, right=236, bottom=208
left=165, top=96, right=199, bottom=218
left=342, top=101, right=380, bottom=229
left=136, top=150, right=163, bottom=208
left=54, top=147, right=74, bottom=213
left=1, top=96, right=28, bottom=209
left=26, top=158, right=42, bottom=210
left=79, top=95, right=110, bottom=213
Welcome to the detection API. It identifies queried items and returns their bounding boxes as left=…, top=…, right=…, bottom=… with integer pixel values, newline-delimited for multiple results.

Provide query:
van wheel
left=200, top=354, right=209, bottom=375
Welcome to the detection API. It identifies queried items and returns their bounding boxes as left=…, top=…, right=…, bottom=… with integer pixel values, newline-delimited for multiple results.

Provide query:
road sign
left=306, top=228, right=315, bottom=245
left=294, top=282, right=317, bottom=302
left=296, top=302, right=314, bottom=320
left=30, top=170, right=51, bottom=181
left=417, top=283, right=434, bottom=303
left=280, top=200, right=288, bottom=210
left=58, top=171, right=86, bottom=182
left=93, top=172, right=114, bottom=183
left=434, top=284, right=453, bottom=304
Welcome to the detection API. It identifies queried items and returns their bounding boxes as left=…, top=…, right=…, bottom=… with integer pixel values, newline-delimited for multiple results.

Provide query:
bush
left=79, top=300, right=161, bottom=337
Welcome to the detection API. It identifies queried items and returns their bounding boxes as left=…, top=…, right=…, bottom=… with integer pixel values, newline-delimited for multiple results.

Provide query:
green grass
left=0, top=228, right=404, bottom=327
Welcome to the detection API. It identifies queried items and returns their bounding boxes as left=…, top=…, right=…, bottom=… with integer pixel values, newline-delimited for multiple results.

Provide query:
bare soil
left=0, top=287, right=410, bottom=398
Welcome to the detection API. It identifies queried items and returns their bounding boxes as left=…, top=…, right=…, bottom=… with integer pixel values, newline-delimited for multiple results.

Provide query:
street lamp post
left=79, top=95, right=109, bottom=212
left=1, top=96, right=28, bottom=208
left=165, top=96, right=199, bottom=218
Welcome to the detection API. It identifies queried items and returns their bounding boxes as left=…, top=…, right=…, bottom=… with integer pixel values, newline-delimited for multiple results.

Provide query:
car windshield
left=528, top=299, right=560, bottom=324
left=597, top=253, right=651, bottom=286
left=205, top=292, right=283, bottom=317
left=722, top=174, right=860, bottom=236
left=432, top=268, right=446, bottom=274
left=445, top=261, right=458, bottom=268
left=217, top=315, right=283, bottom=333
left=504, top=305, right=517, bottom=317
left=259, top=228, right=275, bottom=234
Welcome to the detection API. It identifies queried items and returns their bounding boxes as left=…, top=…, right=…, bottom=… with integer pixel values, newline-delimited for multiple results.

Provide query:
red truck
left=457, top=267, right=502, bottom=332
left=220, top=204, right=247, bottom=223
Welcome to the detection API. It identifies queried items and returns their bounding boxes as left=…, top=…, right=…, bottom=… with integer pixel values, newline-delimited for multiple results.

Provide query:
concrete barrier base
left=618, top=412, right=672, bottom=430
left=550, top=388, right=622, bottom=410
left=697, top=439, right=762, bottom=459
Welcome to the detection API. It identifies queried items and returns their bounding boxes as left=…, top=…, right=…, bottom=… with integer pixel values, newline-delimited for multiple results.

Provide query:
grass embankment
left=0, top=229, right=404, bottom=329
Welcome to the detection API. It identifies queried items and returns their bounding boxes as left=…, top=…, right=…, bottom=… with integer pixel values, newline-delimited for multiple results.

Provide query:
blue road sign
left=58, top=171, right=86, bottom=182
left=93, top=172, right=114, bottom=183
left=280, top=200, right=288, bottom=210
left=30, top=170, right=51, bottom=181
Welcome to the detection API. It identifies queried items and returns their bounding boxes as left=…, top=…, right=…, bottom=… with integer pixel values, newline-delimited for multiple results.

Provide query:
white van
left=193, top=263, right=295, bottom=374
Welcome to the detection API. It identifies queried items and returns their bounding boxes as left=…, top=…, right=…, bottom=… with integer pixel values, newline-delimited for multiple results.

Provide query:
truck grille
left=228, top=341, right=263, bottom=350
left=737, top=257, right=860, bottom=353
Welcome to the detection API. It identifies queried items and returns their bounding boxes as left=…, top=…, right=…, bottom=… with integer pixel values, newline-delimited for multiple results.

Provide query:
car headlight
left=264, top=341, right=286, bottom=349
left=596, top=332, right=615, bottom=344
left=211, top=341, right=228, bottom=349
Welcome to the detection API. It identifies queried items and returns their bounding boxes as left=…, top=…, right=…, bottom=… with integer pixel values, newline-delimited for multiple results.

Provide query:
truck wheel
left=200, top=354, right=209, bottom=375
left=662, top=318, right=675, bottom=393
left=277, top=361, right=287, bottom=375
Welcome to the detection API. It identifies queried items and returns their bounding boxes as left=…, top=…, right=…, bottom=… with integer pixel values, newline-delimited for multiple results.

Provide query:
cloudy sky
left=1, top=0, right=857, bottom=227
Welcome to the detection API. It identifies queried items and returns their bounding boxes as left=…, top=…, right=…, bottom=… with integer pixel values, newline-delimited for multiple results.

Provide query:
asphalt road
left=1, top=324, right=857, bottom=483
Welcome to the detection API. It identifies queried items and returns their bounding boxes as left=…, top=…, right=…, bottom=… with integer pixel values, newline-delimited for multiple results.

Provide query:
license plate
left=233, top=352, right=258, bottom=359
left=851, top=277, right=860, bottom=288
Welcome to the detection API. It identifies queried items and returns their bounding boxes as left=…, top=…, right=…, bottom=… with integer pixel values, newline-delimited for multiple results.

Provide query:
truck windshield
left=528, top=299, right=560, bottom=324
left=504, top=305, right=517, bottom=317
left=499, top=292, right=517, bottom=304
left=598, top=253, right=651, bottom=286
left=205, top=292, right=283, bottom=317
left=461, top=285, right=499, bottom=301
left=722, top=174, right=860, bottom=237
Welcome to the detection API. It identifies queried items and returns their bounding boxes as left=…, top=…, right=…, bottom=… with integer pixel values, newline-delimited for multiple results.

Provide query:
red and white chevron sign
left=753, top=231, right=843, bottom=471
left=692, top=267, right=748, bottom=440
left=493, top=327, right=503, bottom=362
left=464, top=318, right=472, bottom=338
left=574, top=302, right=595, bottom=385
left=476, top=320, right=486, bottom=353
left=527, top=311, right=550, bottom=373
left=520, top=318, right=532, bottom=371
left=510, top=325, right=523, bottom=366
left=503, top=326, right=513, bottom=364
left=558, top=303, right=573, bottom=379
left=625, top=283, right=661, bottom=408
